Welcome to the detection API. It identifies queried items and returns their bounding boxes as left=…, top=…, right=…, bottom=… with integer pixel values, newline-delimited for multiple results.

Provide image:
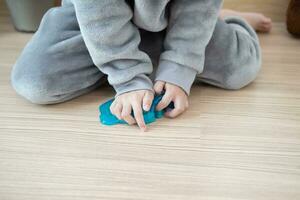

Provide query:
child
left=11, top=0, right=270, bottom=131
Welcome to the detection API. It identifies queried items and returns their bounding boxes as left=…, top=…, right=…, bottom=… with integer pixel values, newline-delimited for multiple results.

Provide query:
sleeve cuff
left=113, top=74, right=154, bottom=96
left=155, top=60, right=197, bottom=95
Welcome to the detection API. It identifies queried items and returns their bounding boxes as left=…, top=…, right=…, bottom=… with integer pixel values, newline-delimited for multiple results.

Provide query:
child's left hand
left=154, top=81, right=189, bottom=118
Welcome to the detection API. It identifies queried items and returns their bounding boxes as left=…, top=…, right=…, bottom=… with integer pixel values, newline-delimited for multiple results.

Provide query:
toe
left=260, top=24, right=272, bottom=32
left=261, top=16, right=272, bottom=23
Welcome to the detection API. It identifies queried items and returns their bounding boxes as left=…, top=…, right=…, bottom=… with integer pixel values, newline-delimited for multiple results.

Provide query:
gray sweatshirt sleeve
left=70, top=0, right=153, bottom=96
left=155, top=0, right=223, bottom=95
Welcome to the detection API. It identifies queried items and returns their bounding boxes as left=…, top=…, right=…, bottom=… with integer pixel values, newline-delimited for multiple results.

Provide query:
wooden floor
left=1, top=1, right=300, bottom=200
left=224, top=0, right=289, bottom=22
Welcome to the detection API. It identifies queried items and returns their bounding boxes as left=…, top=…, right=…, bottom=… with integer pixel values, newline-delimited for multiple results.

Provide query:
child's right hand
left=110, top=90, right=154, bottom=132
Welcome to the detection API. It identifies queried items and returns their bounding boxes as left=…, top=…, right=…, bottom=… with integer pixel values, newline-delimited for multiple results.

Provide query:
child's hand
left=110, top=90, right=154, bottom=132
left=154, top=81, right=189, bottom=118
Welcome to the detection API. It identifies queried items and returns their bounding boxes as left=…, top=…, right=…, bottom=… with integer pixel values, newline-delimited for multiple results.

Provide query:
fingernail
left=144, top=104, right=150, bottom=111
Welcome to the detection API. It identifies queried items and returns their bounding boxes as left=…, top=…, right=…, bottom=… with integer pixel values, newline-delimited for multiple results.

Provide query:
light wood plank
left=0, top=1, right=300, bottom=200
left=223, top=0, right=289, bottom=22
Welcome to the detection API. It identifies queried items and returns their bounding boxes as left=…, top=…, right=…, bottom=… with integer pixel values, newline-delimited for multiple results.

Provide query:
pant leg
left=11, top=2, right=104, bottom=105
left=196, top=16, right=262, bottom=90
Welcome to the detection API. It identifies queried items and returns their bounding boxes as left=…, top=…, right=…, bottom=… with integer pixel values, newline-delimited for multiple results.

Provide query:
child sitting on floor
left=11, top=0, right=272, bottom=131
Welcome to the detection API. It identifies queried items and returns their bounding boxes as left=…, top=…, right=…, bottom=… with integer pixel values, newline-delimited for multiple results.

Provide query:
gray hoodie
left=69, top=0, right=223, bottom=95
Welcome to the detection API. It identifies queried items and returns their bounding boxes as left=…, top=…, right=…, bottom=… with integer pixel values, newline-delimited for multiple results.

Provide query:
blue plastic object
left=99, top=95, right=174, bottom=126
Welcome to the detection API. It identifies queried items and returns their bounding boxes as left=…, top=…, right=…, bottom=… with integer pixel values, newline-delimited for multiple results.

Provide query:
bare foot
left=220, top=9, right=272, bottom=33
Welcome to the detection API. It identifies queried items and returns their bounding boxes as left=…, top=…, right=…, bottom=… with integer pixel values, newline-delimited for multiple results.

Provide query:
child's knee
left=222, top=55, right=261, bottom=90
left=223, top=29, right=261, bottom=89
left=11, top=75, right=55, bottom=105
left=11, top=64, right=58, bottom=105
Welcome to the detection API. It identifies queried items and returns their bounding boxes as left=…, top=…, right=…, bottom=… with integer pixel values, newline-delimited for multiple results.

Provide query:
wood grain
left=224, top=0, right=289, bottom=22
left=1, top=1, right=300, bottom=200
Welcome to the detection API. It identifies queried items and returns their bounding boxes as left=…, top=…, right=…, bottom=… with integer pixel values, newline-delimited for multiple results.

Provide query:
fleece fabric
left=11, top=0, right=261, bottom=104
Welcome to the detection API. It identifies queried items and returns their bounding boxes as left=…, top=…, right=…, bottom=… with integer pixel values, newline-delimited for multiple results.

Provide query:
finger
left=143, top=91, right=154, bottom=111
left=156, top=92, right=173, bottom=111
left=132, top=103, right=147, bottom=132
left=154, top=81, right=165, bottom=94
left=111, top=103, right=122, bottom=120
left=165, top=98, right=186, bottom=118
left=121, top=103, right=136, bottom=125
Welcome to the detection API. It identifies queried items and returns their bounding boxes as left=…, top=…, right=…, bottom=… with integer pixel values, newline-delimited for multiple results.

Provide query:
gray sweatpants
left=11, top=4, right=261, bottom=104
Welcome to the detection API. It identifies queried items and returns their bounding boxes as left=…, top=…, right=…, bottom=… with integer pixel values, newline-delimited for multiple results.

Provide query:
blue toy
left=99, top=95, right=174, bottom=126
